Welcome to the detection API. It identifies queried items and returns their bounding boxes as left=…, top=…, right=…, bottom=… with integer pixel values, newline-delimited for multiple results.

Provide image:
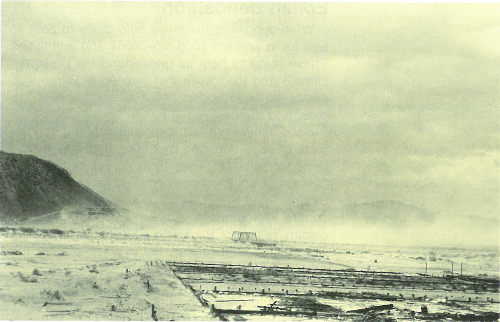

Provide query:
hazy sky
left=2, top=3, right=499, bottom=217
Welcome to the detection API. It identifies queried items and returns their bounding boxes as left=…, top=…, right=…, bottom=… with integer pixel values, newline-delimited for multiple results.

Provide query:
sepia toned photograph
left=1, top=2, right=499, bottom=320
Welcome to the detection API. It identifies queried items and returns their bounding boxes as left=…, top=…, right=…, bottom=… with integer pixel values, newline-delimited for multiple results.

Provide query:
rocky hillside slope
left=0, top=151, right=114, bottom=222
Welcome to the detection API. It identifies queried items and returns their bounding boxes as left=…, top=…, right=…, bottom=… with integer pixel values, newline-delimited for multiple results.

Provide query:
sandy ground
left=0, top=233, right=215, bottom=320
left=0, top=230, right=498, bottom=320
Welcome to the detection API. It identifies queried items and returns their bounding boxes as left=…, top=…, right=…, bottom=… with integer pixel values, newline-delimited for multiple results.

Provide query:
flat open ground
left=0, top=228, right=498, bottom=320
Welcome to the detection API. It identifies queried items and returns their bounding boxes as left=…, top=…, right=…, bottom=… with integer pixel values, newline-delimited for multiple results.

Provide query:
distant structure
left=232, top=231, right=257, bottom=242
left=231, top=231, right=276, bottom=247
left=87, top=207, right=115, bottom=215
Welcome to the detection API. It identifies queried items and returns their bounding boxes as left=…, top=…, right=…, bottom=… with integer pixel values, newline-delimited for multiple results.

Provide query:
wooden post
left=460, top=262, right=463, bottom=276
left=425, top=262, right=428, bottom=275
left=151, top=304, right=157, bottom=321
left=451, top=261, right=454, bottom=275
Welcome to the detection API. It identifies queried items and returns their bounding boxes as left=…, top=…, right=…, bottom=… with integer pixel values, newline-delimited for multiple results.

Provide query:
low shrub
left=49, top=228, right=64, bottom=235
left=19, top=227, right=35, bottom=233
left=41, top=289, right=63, bottom=300
left=18, top=272, right=38, bottom=283
left=2, top=250, right=23, bottom=255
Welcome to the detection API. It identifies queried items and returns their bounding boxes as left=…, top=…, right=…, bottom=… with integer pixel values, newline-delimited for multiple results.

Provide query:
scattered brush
left=2, top=250, right=23, bottom=255
left=41, top=289, right=63, bottom=301
left=19, top=227, right=35, bottom=233
left=33, top=268, right=43, bottom=276
left=17, top=272, right=38, bottom=283
left=49, top=228, right=64, bottom=235
left=36, top=252, right=46, bottom=256
left=138, top=272, right=152, bottom=282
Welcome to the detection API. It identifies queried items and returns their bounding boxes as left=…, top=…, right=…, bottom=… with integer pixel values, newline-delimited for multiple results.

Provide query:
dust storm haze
left=2, top=2, right=499, bottom=248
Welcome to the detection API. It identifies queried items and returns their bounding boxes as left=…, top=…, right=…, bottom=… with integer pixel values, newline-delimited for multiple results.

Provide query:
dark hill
left=0, top=151, right=114, bottom=222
